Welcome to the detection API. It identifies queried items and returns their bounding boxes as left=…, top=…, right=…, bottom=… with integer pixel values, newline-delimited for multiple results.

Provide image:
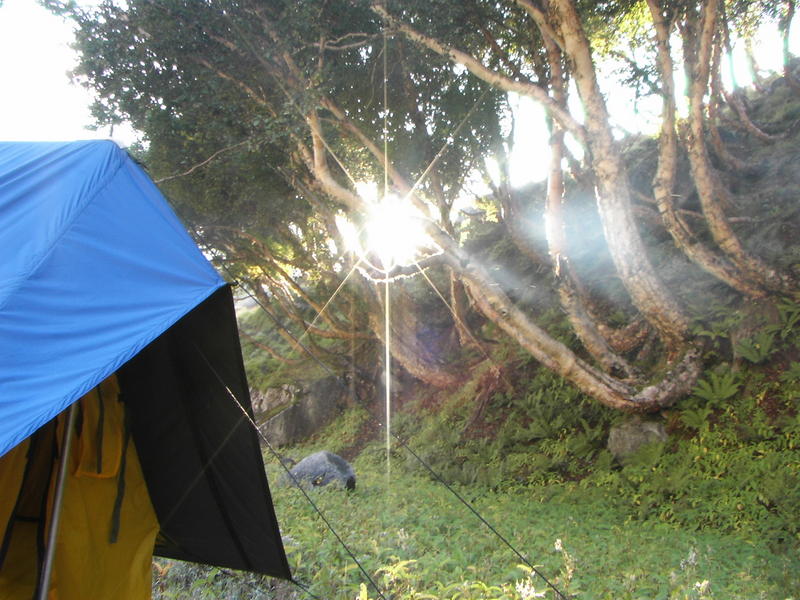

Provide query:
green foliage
left=152, top=559, right=294, bottom=599
left=775, top=298, right=800, bottom=341
left=154, top=321, right=800, bottom=599
left=154, top=454, right=798, bottom=599
left=691, top=369, right=741, bottom=405
left=387, top=348, right=614, bottom=489
left=586, top=360, right=800, bottom=554
left=735, top=330, right=778, bottom=364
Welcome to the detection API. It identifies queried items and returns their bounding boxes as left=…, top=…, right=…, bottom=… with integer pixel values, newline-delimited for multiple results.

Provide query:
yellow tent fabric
left=0, top=376, right=159, bottom=599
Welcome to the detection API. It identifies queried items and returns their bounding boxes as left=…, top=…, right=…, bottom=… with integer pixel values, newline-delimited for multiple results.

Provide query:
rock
left=283, top=451, right=355, bottom=490
left=250, top=384, right=299, bottom=418
left=258, top=377, right=345, bottom=446
left=607, top=418, right=667, bottom=463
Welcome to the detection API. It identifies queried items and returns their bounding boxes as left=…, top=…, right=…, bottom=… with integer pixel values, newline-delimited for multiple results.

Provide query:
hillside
left=180, top=74, right=800, bottom=599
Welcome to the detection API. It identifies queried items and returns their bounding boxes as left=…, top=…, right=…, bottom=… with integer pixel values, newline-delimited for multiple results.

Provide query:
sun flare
left=336, top=191, right=432, bottom=273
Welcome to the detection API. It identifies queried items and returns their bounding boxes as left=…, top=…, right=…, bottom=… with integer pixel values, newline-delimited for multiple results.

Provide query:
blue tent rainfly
left=0, top=140, right=224, bottom=455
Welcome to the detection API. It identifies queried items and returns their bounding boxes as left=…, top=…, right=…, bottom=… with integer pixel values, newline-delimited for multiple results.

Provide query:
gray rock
left=607, top=418, right=668, bottom=462
left=283, top=451, right=355, bottom=490
left=258, top=377, right=345, bottom=446
left=250, top=384, right=299, bottom=418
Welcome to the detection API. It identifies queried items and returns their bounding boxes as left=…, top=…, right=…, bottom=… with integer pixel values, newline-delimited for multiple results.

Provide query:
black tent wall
left=118, top=286, right=290, bottom=579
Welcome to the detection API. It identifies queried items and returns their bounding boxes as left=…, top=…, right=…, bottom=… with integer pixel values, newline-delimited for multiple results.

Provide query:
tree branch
left=371, top=3, right=587, bottom=145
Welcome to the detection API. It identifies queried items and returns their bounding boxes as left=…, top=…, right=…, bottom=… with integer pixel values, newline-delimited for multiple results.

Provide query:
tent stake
left=36, top=402, right=78, bottom=600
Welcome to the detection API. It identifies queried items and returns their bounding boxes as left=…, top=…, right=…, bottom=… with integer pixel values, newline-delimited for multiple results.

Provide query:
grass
left=265, top=449, right=798, bottom=600
left=157, top=300, right=800, bottom=599
left=153, top=434, right=799, bottom=599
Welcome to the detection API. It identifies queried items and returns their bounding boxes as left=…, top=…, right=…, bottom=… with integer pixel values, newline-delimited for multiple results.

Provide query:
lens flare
left=336, top=193, right=431, bottom=272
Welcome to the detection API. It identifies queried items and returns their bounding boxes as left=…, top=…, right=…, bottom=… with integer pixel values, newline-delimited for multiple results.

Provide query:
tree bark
left=305, top=86, right=700, bottom=410
left=716, top=18, right=781, bottom=145
left=743, top=36, right=766, bottom=92
left=239, top=328, right=308, bottom=367
left=430, top=226, right=701, bottom=412
left=540, top=28, right=638, bottom=378
left=371, top=3, right=587, bottom=145
left=781, top=0, right=800, bottom=91
left=362, top=279, right=462, bottom=388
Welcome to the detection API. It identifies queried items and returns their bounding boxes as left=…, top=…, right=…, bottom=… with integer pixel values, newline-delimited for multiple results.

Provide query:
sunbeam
left=336, top=194, right=434, bottom=274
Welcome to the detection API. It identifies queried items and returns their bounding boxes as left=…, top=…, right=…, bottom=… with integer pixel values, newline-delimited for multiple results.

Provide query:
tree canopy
left=50, top=0, right=800, bottom=411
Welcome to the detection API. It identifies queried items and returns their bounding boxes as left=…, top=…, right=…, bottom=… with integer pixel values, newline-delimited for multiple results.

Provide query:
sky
left=0, top=0, right=797, bottom=186
left=0, top=0, right=137, bottom=145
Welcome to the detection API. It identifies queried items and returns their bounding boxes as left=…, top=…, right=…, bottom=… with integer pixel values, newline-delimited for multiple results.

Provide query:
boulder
left=250, top=384, right=299, bottom=418
left=607, top=418, right=667, bottom=462
left=258, top=377, right=345, bottom=446
left=283, top=451, right=355, bottom=490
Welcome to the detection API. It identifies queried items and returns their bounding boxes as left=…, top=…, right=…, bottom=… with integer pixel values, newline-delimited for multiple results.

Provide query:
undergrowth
left=162, top=285, right=800, bottom=600
left=153, top=457, right=798, bottom=599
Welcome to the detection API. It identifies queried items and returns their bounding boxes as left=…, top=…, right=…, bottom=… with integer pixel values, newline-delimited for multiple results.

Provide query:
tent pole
left=36, top=402, right=78, bottom=600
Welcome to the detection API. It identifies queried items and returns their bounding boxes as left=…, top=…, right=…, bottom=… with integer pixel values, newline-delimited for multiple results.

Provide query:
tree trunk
left=428, top=226, right=701, bottom=412
left=707, top=40, right=753, bottom=171
left=541, top=30, right=637, bottom=379
left=716, top=21, right=780, bottom=144
left=598, top=317, right=650, bottom=354
left=449, top=270, right=483, bottom=349
left=681, top=2, right=796, bottom=295
left=647, top=0, right=765, bottom=299
left=744, top=36, right=766, bottom=92
left=782, top=0, right=800, bottom=91
left=364, top=280, right=462, bottom=389
left=551, top=0, right=690, bottom=348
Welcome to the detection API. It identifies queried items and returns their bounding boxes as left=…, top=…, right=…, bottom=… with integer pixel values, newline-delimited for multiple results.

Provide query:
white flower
left=515, top=580, right=546, bottom=599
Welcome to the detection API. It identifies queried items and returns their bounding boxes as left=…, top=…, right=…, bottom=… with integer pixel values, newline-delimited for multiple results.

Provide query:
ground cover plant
left=154, top=325, right=800, bottom=599
left=152, top=452, right=798, bottom=599
left=154, top=294, right=800, bottom=598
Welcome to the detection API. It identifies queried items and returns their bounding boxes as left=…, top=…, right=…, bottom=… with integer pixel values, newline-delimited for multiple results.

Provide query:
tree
left=53, top=0, right=796, bottom=412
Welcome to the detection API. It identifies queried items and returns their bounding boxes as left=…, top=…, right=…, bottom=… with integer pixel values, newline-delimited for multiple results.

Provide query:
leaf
left=734, top=330, right=777, bottom=364
left=692, top=370, right=740, bottom=404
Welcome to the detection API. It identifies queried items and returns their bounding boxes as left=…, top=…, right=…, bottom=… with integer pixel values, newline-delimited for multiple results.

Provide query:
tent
left=0, top=140, right=291, bottom=598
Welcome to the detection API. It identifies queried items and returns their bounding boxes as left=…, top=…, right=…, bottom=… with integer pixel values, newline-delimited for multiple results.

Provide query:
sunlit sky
left=0, top=0, right=136, bottom=144
left=0, top=0, right=797, bottom=187
left=0, top=1, right=89, bottom=140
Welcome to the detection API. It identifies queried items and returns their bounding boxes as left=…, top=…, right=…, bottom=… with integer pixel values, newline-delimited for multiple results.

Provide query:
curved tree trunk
left=681, top=1, right=796, bottom=295
left=716, top=17, right=781, bottom=145
left=364, top=281, right=462, bottom=389
left=541, top=31, right=638, bottom=379
left=496, top=185, right=552, bottom=270
left=647, top=0, right=765, bottom=299
left=449, top=270, right=483, bottom=349
left=781, top=0, right=800, bottom=91
left=429, top=226, right=701, bottom=412
left=551, top=0, right=690, bottom=349
left=744, top=36, right=766, bottom=92
left=597, top=317, right=650, bottom=354
left=707, top=41, right=753, bottom=172
left=548, top=133, right=637, bottom=378
left=306, top=84, right=702, bottom=411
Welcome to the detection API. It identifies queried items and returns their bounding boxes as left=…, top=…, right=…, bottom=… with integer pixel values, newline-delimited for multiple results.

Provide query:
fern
left=779, top=361, right=800, bottom=384
left=734, top=330, right=777, bottom=364
left=777, top=298, right=800, bottom=339
left=681, top=405, right=714, bottom=430
left=692, top=370, right=740, bottom=404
